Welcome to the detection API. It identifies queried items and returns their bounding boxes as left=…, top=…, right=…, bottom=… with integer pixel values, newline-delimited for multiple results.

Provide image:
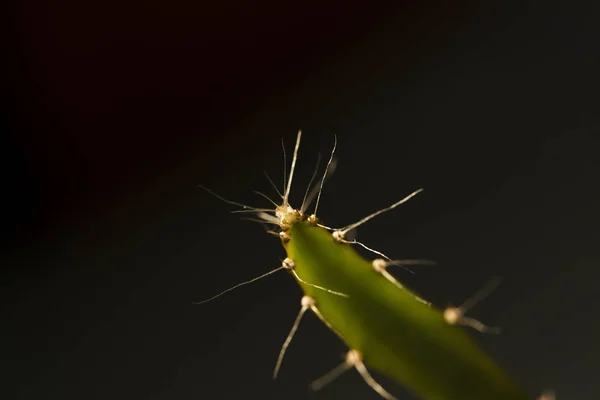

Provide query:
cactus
left=197, top=131, right=553, bottom=400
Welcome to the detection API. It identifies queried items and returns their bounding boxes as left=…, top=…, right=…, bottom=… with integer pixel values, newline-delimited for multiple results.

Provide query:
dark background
left=3, top=1, right=600, bottom=399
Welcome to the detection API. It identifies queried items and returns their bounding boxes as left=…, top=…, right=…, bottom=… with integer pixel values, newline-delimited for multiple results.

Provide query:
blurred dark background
left=3, top=1, right=600, bottom=399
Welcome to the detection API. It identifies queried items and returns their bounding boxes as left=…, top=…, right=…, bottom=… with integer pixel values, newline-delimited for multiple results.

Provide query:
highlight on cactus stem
left=196, top=131, right=555, bottom=400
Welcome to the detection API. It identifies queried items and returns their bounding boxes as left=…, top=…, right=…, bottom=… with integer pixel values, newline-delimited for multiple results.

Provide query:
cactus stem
left=283, top=258, right=349, bottom=298
left=198, top=132, right=554, bottom=399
